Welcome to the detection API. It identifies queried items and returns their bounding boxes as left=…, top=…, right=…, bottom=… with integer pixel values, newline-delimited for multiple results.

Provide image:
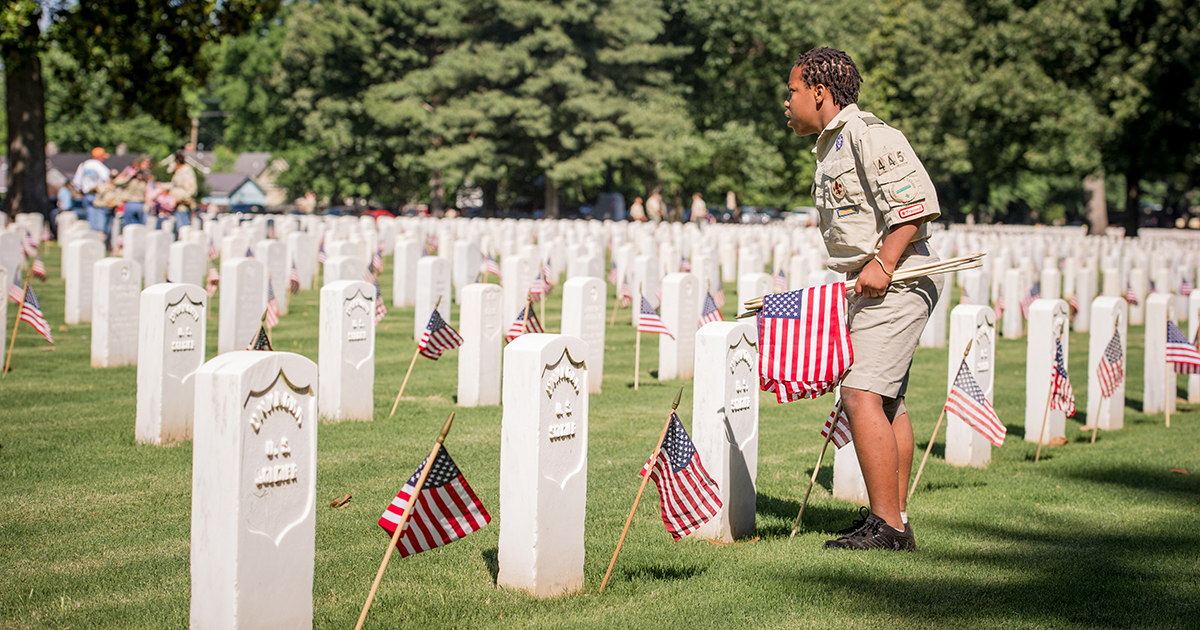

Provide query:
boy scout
left=784, top=47, right=943, bottom=551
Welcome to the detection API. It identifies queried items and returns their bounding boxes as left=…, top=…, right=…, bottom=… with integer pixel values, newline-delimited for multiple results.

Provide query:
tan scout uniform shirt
left=813, top=104, right=940, bottom=274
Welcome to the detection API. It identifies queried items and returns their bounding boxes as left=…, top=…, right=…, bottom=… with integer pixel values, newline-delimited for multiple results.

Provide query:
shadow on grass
left=481, top=548, right=498, bottom=585
left=1126, top=397, right=1143, bottom=413
left=619, top=563, right=706, bottom=583
left=1057, top=462, right=1199, bottom=501
left=773, top=516, right=1200, bottom=628
left=756, top=492, right=867, bottom=538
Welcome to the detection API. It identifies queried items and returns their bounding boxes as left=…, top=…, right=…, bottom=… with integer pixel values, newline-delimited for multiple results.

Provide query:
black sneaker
left=901, top=522, right=918, bottom=552
left=824, top=514, right=914, bottom=551
left=828, top=506, right=872, bottom=536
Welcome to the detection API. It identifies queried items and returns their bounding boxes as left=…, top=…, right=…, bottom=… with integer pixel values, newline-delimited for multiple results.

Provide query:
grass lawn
left=1, top=243, right=1198, bottom=629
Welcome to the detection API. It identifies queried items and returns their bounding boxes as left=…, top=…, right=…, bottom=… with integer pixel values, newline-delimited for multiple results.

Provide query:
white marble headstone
left=91, top=258, right=142, bottom=367
left=945, top=305, right=996, bottom=467
left=659, top=272, right=698, bottom=380
left=1086, top=296, right=1127, bottom=431
left=392, top=237, right=419, bottom=307
left=318, top=280, right=376, bottom=422
left=415, top=256, right=452, bottom=341
left=136, top=283, right=206, bottom=444
left=458, top=283, right=504, bottom=407
left=1143, top=293, right=1174, bottom=415
left=1025, top=299, right=1070, bottom=444
left=560, top=277, right=606, bottom=393
left=65, top=239, right=104, bottom=324
left=218, top=258, right=268, bottom=354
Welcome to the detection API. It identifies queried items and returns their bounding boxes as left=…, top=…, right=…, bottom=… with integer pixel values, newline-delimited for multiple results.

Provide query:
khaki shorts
left=841, top=240, right=944, bottom=413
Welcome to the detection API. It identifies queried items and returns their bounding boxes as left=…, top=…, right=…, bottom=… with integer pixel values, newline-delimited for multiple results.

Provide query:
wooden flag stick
left=1034, top=324, right=1065, bottom=463
left=4, top=276, right=30, bottom=375
left=909, top=338, right=974, bottom=499
left=355, top=412, right=455, bottom=630
left=600, top=388, right=683, bottom=594
left=788, top=396, right=844, bottom=540
left=521, top=291, right=532, bottom=336
left=389, top=296, right=441, bottom=417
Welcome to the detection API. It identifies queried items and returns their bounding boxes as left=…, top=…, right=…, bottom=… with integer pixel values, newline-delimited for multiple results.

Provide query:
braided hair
left=794, top=47, right=862, bottom=109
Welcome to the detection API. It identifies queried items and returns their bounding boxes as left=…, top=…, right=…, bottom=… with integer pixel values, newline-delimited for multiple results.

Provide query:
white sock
left=900, top=511, right=909, bottom=525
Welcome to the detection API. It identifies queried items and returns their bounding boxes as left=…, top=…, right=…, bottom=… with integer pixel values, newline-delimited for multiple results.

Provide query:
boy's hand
left=855, top=259, right=891, bottom=298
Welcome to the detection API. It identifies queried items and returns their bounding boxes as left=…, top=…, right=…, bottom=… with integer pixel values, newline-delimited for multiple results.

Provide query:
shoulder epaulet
left=862, top=116, right=886, bottom=126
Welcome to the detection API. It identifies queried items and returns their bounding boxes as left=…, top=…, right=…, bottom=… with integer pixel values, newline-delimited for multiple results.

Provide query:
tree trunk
left=1124, top=167, right=1141, bottom=237
left=1083, top=174, right=1108, bottom=235
left=2, top=9, right=51, bottom=220
left=669, top=188, right=684, bottom=222
left=481, top=180, right=498, bottom=218
left=544, top=177, right=559, bottom=219
left=429, top=168, right=444, bottom=217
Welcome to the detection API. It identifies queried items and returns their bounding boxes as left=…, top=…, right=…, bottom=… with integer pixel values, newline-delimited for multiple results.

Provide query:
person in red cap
left=74, top=147, right=113, bottom=245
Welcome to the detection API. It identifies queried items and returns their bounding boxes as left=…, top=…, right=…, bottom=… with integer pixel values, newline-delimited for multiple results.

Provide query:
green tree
left=1, top=0, right=280, bottom=217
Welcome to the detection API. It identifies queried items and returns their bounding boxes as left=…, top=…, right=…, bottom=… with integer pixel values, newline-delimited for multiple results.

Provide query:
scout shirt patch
left=831, top=178, right=846, bottom=199
left=836, top=205, right=858, bottom=218
left=875, top=150, right=908, bottom=176
left=898, top=203, right=924, bottom=219
left=835, top=134, right=844, bottom=151
left=888, top=177, right=919, bottom=204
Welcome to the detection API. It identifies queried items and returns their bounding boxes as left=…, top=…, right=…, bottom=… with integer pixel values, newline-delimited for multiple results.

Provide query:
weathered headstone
left=65, top=239, right=104, bottom=324
left=218, top=258, right=268, bottom=354
left=136, top=283, right=206, bottom=444
left=91, top=258, right=143, bottom=367
left=318, top=280, right=376, bottom=422
left=458, top=283, right=504, bottom=406
left=415, top=256, right=452, bottom=341
left=1086, top=296, right=1128, bottom=431
left=1143, top=293, right=1174, bottom=415
left=1025, top=299, right=1070, bottom=444
left=560, top=277, right=606, bottom=393
left=691, top=321, right=758, bottom=542
left=945, top=304, right=996, bottom=467
left=191, top=351, right=317, bottom=630
left=659, top=272, right=698, bottom=380
left=498, top=334, right=588, bottom=598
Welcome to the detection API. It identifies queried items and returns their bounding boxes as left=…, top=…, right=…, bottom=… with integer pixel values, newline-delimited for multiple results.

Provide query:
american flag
left=637, top=296, right=673, bottom=338
left=713, top=284, right=725, bottom=308
left=1068, top=294, right=1079, bottom=320
left=9, top=275, right=25, bottom=303
left=206, top=266, right=220, bottom=297
left=679, top=257, right=692, bottom=273
left=757, top=283, right=853, bottom=403
left=699, top=291, right=724, bottom=326
left=505, top=306, right=543, bottom=342
left=41, top=224, right=51, bottom=243
left=1049, top=338, right=1075, bottom=417
left=945, top=357, right=1005, bottom=448
left=424, top=234, right=438, bottom=256
left=530, top=268, right=546, bottom=303
left=15, top=284, right=53, bottom=344
left=24, top=230, right=37, bottom=253
left=207, top=241, right=219, bottom=261
left=317, top=239, right=328, bottom=264
left=995, top=292, right=1005, bottom=319
left=773, top=270, right=788, bottom=292
left=607, top=261, right=618, bottom=284
left=417, top=309, right=464, bottom=360
left=246, top=319, right=272, bottom=351
left=30, top=255, right=46, bottom=282
left=289, top=262, right=300, bottom=294
left=377, top=447, right=491, bottom=558
left=959, top=284, right=972, bottom=305
left=482, top=254, right=501, bottom=279
left=1124, top=283, right=1138, bottom=305
left=1019, top=282, right=1040, bottom=319
left=1181, top=275, right=1193, bottom=297
left=372, top=246, right=384, bottom=275
left=1166, top=321, right=1200, bottom=374
left=639, top=412, right=722, bottom=540
left=245, top=246, right=254, bottom=259
left=373, top=274, right=387, bottom=324
left=821, top=400, right=852, bottom=449
left=618, top=274, right=634, bottom=308
left=1150, top=280, right=1158, bottom=294
left=1097, top=329, right=1124, bottom=398
left=265, top=278, right=280, bottom=328
left=541, top=260, right=554, bottom=295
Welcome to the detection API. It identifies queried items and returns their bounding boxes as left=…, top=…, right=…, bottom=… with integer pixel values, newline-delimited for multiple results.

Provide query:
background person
left=165, top=151, right=197, bottom=228
left=690, top=193, right=708, bottom=223
left=73, top=147, right=112, bottom=241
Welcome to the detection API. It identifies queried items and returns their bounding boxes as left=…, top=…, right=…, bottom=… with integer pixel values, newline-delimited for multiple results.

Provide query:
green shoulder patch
left=862, top=116, right=885, bottom=126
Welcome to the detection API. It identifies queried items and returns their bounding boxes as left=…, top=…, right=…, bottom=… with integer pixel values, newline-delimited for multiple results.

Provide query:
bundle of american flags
left=1049, top=338, right=1075, bottom=417
left=417, top=310, right=464, bottom=360
left=1019, top=282, right=1040, bottom=319
left=12, top=283, right=54, bottom=344
left=699, top=291, right=723, bottom=326
left=378, top=447, right=491, bottom=558
left=372, top=274, right=387, bottom=324
left=264, top=279, right=281, bottom=328
left=640, top=412, right=722, bottom=540
left=289, top=262, right=301, bottom=294
left=757, top=283, right=852, bottom=403
left=773, top=270, right=788, bottom=292
left=1123, top=283, right=1138, bottom=305
left=945, top=357, right=1005, bottom=447
left=1097, top=329, right=1124, bottom=399
left=637, top=297, right=673, bottom=338
left=1165, top=321, right=1200, bottom=374
left=821, top=401, right=852, bottom=449
left=505, top=306, right=543, bottom=342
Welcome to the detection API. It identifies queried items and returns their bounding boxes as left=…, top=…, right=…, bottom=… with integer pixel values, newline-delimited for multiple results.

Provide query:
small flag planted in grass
left=1050, top=338, right=1075, bottom=417
left=417, top=310, right=463, bottom=360
left=15, top=284, right=53, bottom=344
left=265, top=279, right=280, bottom=329
left=637, top=297, right=672, bottom=338
left=377, top=446, right=491, bottom=558
left=206, top=267, right=220, bottom=297
left=505, top=306, right=543, bottom=342
left=1166, top=321, right=1200, bottom=374
left=30, top=255, right=46, bottom=282
left=1019, top=282, right=1040, bottom=319
left=1097, top=329, right=1124, bottom=398
left=699, top=291, right=723, bottom=326
left=821, top=400, right=852, bottom=449
left=639, top=411, right=722, bottom=540
left=946, top=359, right=1005, bottom=448
left=289, top=262, right=301, bottom=294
